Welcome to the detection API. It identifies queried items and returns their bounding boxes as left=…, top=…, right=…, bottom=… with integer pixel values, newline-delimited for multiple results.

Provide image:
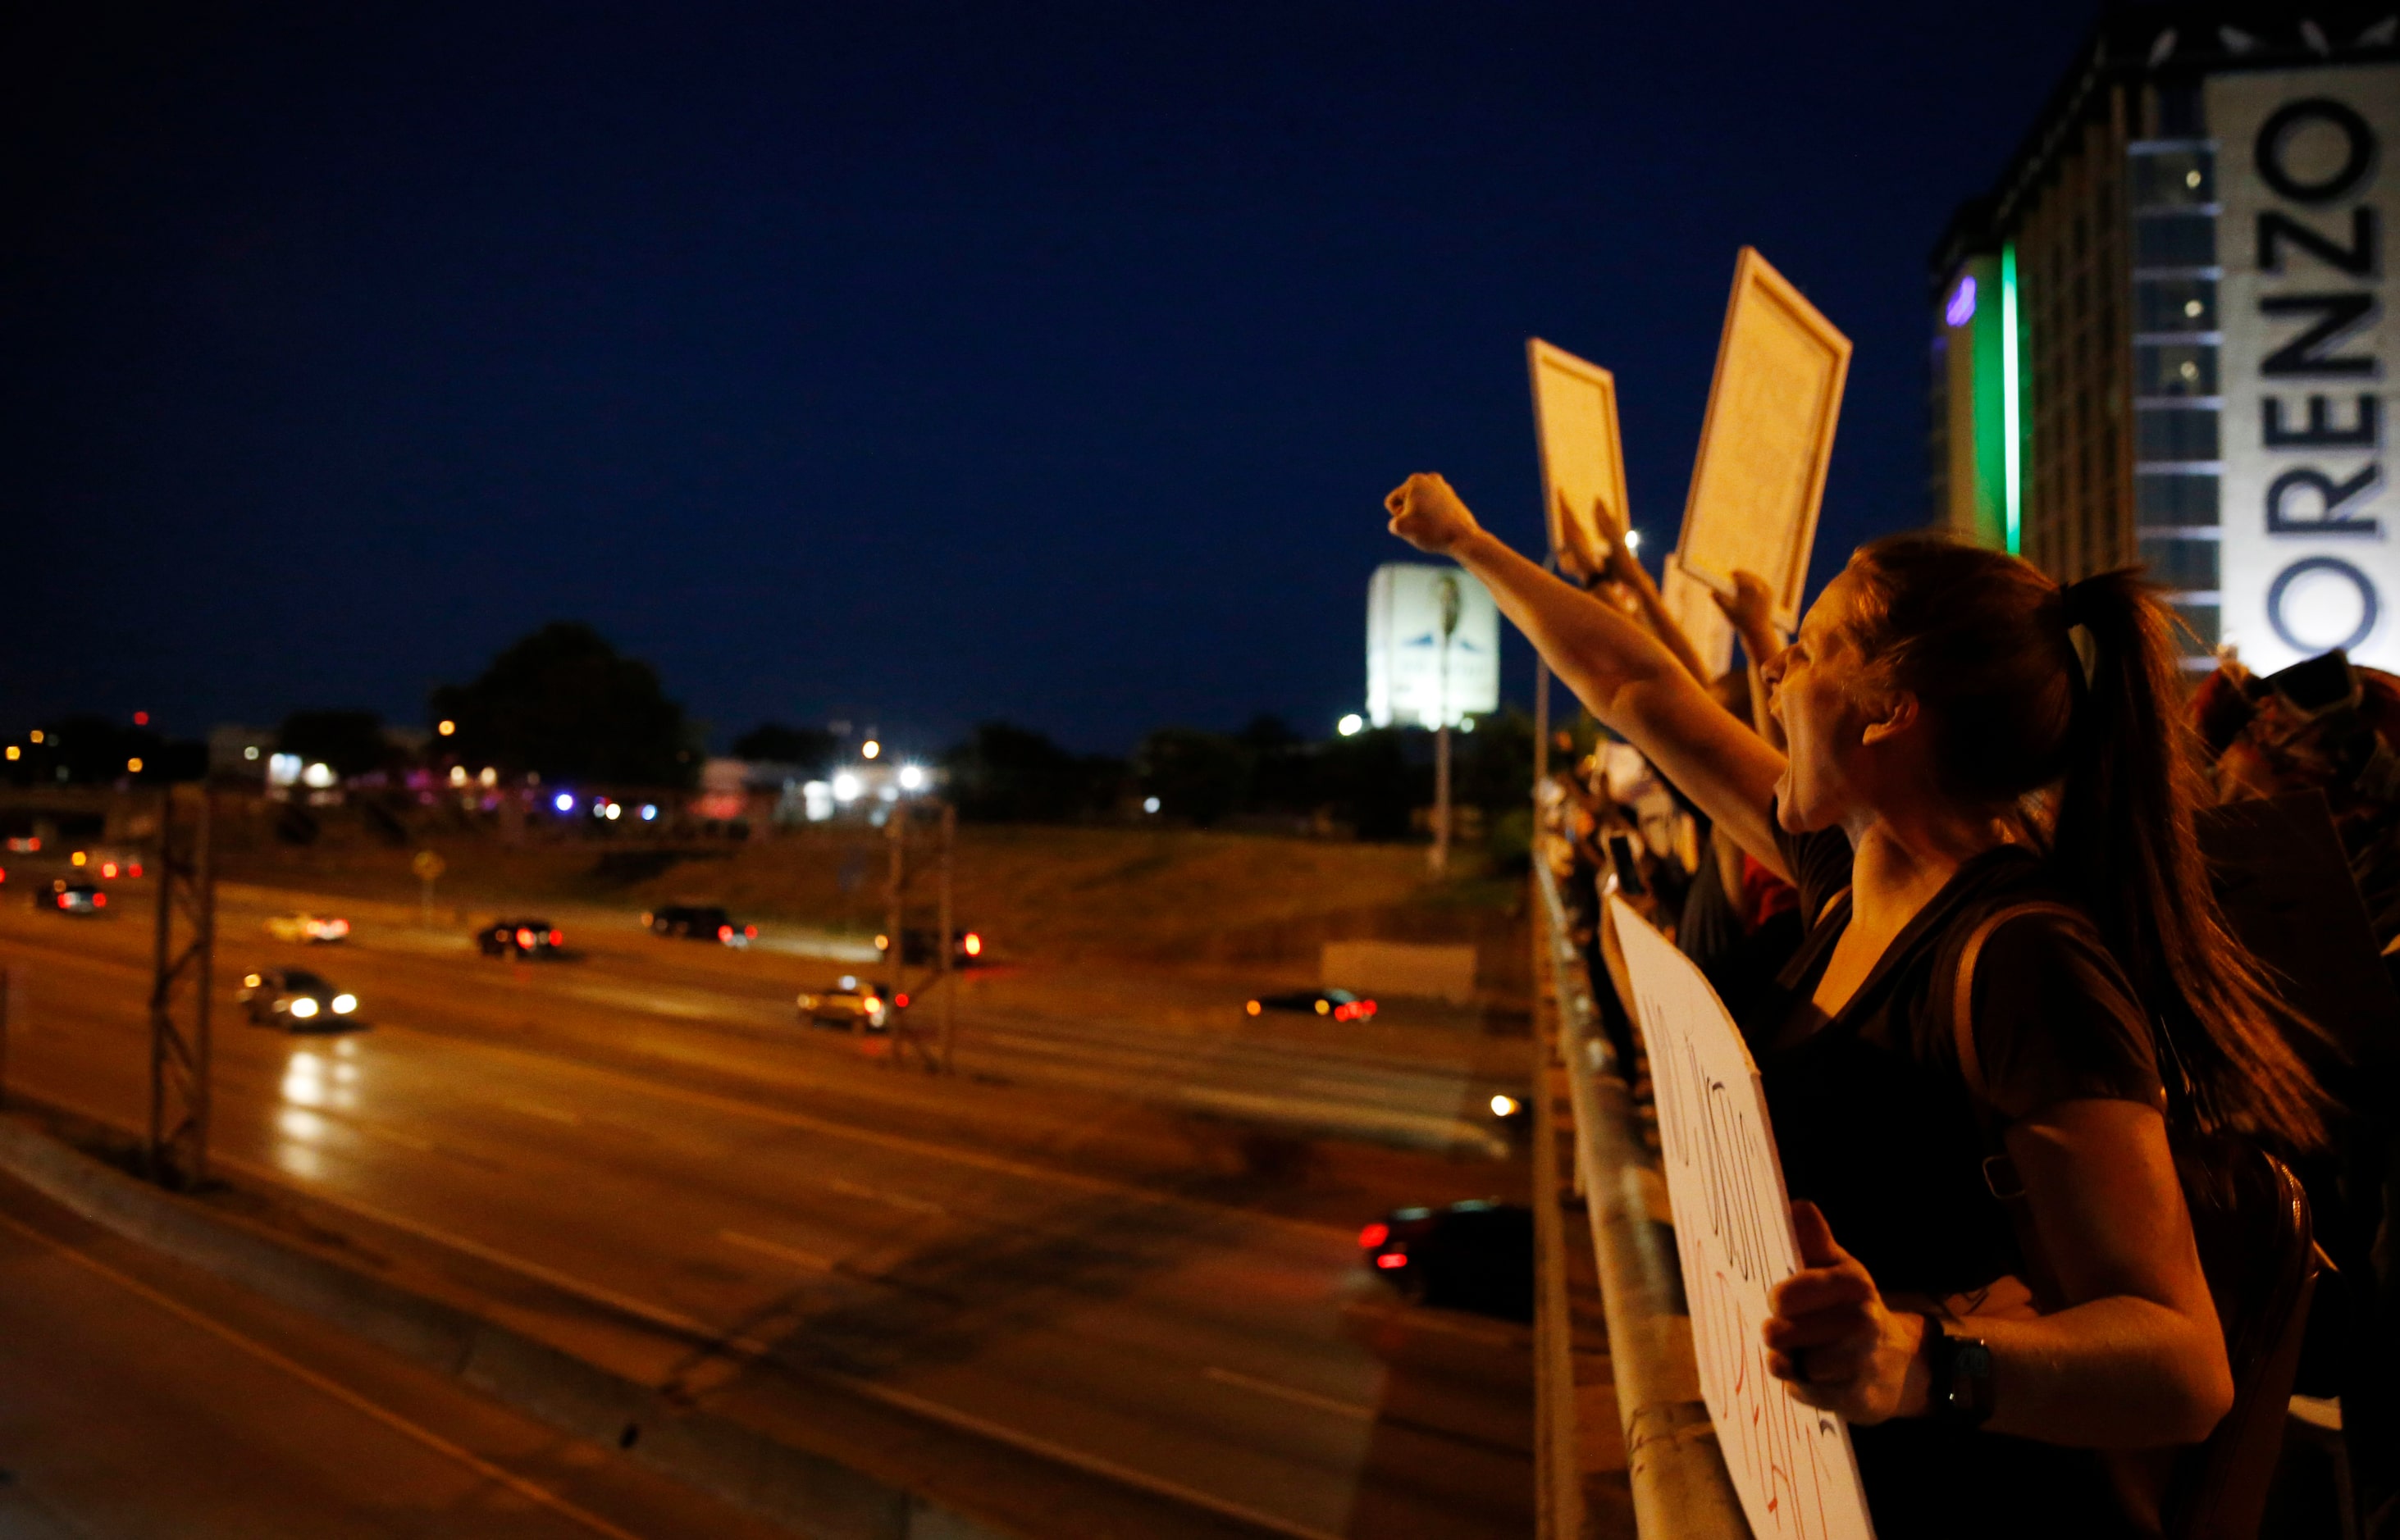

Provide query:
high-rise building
left=1930, top=5, right=2397, bottom=671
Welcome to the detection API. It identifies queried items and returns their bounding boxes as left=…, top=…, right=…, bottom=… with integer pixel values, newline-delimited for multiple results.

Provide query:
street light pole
left=937, top=802, right=956, bottom=1074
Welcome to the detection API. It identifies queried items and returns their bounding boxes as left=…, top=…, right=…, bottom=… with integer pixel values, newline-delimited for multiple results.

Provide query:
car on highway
left=796, top=976, right=906, bottom=1032
left=264, top=912, right=351, bottom=944
left=642, top=904, right=756, bottom=945
left=1358, top=1200, right=1534, bottom=1321
left=874, top=927, right=985, bottom=967
left=1244, top=986, right=1376, bottom=1022
left=238, top=968, right=358, bottom=1028
left=477, top=918, right=565, bottom=959
left=34, top=879, right=107, bottom=917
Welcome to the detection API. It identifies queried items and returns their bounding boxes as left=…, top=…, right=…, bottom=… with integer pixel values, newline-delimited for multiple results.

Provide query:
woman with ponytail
left=1384, top=473, right=2329, bottom=1536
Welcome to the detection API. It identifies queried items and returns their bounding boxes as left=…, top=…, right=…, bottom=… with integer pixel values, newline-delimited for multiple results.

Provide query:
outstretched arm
left=1386, top=473, right=1787, bottom=878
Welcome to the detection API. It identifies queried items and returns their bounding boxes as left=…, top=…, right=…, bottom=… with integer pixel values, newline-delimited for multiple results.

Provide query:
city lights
left=4, top=747, right=16, bottom=761
left=449, top=765, right=468, bottom=786
left=437, top=720, right=456, bottom=736
left=897, top=764, right=926, bottom=791
left=638, top=804, right=658, bottom=821
left=832, top=772, right=860, bottom=802
left=1623, top=529, right=1642, bottom=553
left=126, top=757, right=143, bottom=773
left=133, top=711, right=148, bottom=726
left=1337, top=713, right=1364, bottom=736
left=554, top=792, right=576, bottom=813
left=1143, top=796, right=1161, bottom=813
left=860, top=740, right=881, bottom=759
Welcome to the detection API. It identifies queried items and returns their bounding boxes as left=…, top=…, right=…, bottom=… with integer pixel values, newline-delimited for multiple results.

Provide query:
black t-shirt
left=1754, top=813, right=2166, bottom=1539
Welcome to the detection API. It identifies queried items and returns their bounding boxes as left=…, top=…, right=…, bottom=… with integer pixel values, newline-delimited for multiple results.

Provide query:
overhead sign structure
left=1367, top=563, right=1500, bottom=729
left=1526, top=339, right=1632, bottom=577
left=1608, top=895, right=1877, bottom=1540
left=1677, top=247, right=1853, bottom=639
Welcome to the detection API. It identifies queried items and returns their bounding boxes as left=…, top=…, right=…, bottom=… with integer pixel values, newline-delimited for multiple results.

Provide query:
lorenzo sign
left=2214, top=64, right=2398, bottom=672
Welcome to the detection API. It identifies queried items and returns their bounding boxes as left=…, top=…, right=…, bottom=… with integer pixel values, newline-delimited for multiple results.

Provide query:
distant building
left=1930, top=4, right=2397, bottom=669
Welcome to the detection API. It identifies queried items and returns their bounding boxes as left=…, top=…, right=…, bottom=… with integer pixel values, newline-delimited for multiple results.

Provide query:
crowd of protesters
left=1391, top=472, right=2398, bottom=1539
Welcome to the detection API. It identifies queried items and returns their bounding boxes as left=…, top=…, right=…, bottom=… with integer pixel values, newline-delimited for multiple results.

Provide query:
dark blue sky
left=2, top=2, right=2098, bottom=756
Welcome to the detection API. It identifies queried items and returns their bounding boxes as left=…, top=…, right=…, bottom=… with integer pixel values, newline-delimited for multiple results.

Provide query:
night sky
left=3, top=2, right=2100, bottom=758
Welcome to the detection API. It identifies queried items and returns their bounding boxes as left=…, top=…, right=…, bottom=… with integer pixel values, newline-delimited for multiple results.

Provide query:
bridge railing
left=1531, top=857, right=1750, bottom=1539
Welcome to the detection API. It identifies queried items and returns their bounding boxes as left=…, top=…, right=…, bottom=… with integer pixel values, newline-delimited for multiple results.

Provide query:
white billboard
left=2212, top=64, right=2398, bottom=673
left=1367, top=563, right=1500, bottom=729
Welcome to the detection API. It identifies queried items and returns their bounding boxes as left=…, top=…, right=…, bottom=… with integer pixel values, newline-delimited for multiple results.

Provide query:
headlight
left=290, top=997, right=320, bottom=1018
left=1490, top=1094, right=1521, bottom=1118
left=331, top=994, right=357, bottom=1014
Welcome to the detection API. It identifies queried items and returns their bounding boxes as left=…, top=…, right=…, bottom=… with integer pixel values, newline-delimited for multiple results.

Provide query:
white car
left=238, top=968, right=358, bottom=1028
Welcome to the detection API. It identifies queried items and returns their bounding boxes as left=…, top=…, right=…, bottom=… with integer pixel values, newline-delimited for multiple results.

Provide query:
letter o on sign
left=2256, top=98, right=2375, bottom=204
left=2269, top=555, right=2380, bottom=656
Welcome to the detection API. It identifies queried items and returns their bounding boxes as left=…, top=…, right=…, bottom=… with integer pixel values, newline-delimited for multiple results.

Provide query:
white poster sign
left=1526, top=338, right=1631, bottom=576
left=1367, top=563, right=1500, bottom=729
left=1608, top=895, right=1876, bottom=1540
left=2211, top=65, right=2398, bottom=674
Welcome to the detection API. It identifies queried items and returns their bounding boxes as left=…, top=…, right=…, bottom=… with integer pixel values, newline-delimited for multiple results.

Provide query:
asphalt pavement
left=0, top=881, right=1535, bottom=1540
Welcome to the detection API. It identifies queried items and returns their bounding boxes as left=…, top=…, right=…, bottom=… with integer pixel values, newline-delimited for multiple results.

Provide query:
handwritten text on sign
left=1608, top=895, right=1874, bottom=1540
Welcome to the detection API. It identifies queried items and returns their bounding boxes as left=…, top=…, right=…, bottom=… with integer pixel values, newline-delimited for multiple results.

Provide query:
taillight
left=963, top=932, right=982, bottom=956
left=1358, top=1222, right=1389, bottom=1248
left=129, top=863, right=142, bottom=878
left=718, top=925, right=733, bottom=941
left=744, top=925, right=756, bottom=938
left=516, top=928, right=535, bottom=949
left=548, top=930, right=563, bottom=946
left=101, top=863, right=118, bottom=878
left=92, top=893, right=105, bottom=908
left=1376, top=1252, right=1408, bottom=1270
left=57, top=895, right=69, bottom=909
left=895, top=993, right=910, bottom=1008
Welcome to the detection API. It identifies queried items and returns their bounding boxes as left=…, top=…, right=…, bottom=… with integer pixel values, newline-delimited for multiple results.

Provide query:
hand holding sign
left=1764, top=1201, right=1931, bottom=1425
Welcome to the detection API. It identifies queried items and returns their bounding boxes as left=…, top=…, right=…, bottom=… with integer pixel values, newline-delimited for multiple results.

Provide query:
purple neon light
left=1945, top=275, right=1977, bottom=328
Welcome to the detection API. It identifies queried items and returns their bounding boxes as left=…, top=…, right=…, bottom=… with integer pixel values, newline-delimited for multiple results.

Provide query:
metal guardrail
left=1533, top=859, right=1750, bottom=1539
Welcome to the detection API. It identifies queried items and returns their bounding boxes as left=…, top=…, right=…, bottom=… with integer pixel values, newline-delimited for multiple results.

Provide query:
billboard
left=2211, top=65, right=2398, bottom=672
left=1367, top=563, right=1500, bottom=729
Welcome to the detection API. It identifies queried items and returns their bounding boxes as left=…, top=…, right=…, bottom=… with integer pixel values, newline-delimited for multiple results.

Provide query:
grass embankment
left=215, top=806, right=1529, bottom=978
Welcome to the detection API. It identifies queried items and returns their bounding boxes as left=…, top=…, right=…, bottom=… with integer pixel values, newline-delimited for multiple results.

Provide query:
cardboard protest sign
left=1608, top=894, right=1876, bottom=1540
left=1526, top=339, right=1631, bottom=579
left=1663, top=550, right=1738, bottom=680
left=1676, top=248, right=1851, bottom=636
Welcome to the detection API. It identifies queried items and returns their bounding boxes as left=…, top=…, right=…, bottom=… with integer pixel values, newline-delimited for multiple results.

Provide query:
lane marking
left=504, top=1100, right=583, bottom=1126
left=1200, top=1365, right=1377, bottom=1422
left=0, top=1209, right=650, bottom=1540
left=824, top=1178, right=945, bottom=1216
left=718, top=1230, right=835, bottom=1272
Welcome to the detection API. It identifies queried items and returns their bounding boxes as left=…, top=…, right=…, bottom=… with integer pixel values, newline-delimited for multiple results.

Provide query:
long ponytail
left=1846, top=536, right=2330, bottom=1155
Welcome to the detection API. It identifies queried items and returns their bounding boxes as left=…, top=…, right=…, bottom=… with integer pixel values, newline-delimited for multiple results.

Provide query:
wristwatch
left=1919, top=1315, right=1996, bottom=1426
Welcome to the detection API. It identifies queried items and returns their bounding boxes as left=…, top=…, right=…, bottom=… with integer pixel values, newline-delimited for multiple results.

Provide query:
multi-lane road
left=0, top=876, right=1535, bottom=1539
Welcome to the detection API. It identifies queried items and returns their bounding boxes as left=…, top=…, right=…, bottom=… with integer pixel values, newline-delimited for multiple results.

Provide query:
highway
left=0, top=879, right=1535, bottom=1539
left=0, top=1170, right=795, bottom=1540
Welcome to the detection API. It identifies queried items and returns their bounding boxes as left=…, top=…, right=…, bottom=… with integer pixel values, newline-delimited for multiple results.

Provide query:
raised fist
left=1385, top=473, right=1482, bottom=555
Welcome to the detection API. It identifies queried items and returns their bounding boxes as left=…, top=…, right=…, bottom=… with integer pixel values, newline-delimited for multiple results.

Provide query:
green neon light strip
left=2001, top=242, right=2022, bottom=556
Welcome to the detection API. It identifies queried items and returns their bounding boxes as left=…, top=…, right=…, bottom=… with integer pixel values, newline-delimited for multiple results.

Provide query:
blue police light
left=639, top=804, right=658, bottom=821
left=554, top=792, right=576, bottom=813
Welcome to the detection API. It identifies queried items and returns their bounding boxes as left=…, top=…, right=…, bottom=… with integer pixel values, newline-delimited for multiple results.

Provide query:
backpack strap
left=1951, top=900, right=2088, bottom=1308
left=1951, top=900, right=2089, bottom=1116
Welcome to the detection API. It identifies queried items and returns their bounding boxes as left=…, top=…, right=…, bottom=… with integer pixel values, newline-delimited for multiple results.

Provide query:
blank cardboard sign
left=1526, top=339, right=1631, bottom=577
left=1664, top=551, right=1738, bottom=679
left=1677, top=248, right=1851, bottom=635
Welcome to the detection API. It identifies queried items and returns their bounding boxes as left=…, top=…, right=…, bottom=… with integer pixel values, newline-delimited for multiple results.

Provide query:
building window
left=2135, top=278, right=2218, bottom=331
left=2139, top=535, right=2222, bottom=590
left=2133, top=212, right=2218, bottom=269
left=2136, top=404, right=2221, bottom=461
left=2136, top=472, right=2222, bottom=528
left=2135, top=343, right=2219, bottom=398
